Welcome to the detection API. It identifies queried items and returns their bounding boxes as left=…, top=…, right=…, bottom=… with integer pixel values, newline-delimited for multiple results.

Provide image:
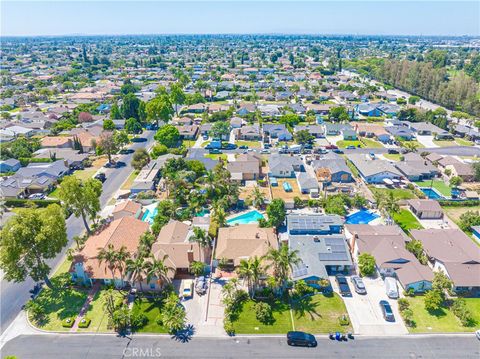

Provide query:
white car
left=182, top=279, right=194, bottom=299
left=475, top=329, right=480, bottom=340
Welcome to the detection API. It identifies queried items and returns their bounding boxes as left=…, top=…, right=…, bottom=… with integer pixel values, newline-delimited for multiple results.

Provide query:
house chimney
left=187, top=249, right=194, bottom=263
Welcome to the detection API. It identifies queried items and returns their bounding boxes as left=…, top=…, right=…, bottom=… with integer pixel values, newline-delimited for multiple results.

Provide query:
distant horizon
left=2, top=1, right=479, bottom=37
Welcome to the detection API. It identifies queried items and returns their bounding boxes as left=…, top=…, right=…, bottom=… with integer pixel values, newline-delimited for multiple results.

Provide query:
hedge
left=18, top=157, right=53, bottom=166
left=5, top=199, right=61, bottom=208
left=78, top=317, right=91, bottom=328
left=62, top=317, right=75, bottom=328
left=439, top=200, right=480, bottom=207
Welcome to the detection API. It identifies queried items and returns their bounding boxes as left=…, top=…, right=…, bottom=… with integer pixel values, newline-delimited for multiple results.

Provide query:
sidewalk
left=0, top=311, right=41, bottom=350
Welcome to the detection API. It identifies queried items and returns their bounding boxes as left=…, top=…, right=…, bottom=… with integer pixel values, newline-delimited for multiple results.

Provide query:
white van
left=384, top=277, right=399, bottom=299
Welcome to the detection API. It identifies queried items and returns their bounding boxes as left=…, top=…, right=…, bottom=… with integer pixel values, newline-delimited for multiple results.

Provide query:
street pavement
left=2, top=334, right=479, bottom=358
left=0, top=130, right=156, bottom=335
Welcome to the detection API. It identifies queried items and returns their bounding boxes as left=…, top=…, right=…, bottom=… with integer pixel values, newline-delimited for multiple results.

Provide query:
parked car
left=325, top=144, right=338, bottom=150
left=475, top=329, right=480, bottom=340
left=223, top=143, right=237, bottom=150
left=287, top=331, right=317, bottom=347
left=28, top=193, right=45, bottom=200
left=336, top=275, right=352, bottom=297
left=350, top=275, right=367, bottom=295
left=379, top=300, right=395, bottom=322
left=384, top=277, right=399, bottom=299
left=332, top=149, right=344, bottom=154
left=387, top=149, right=399, bottom=154
left=346, top=145, right=356, bottom=150
left=203, top=134, right=209, bottom=140
left=260, top=149, right=270, bottom=154
left=182, top=279, right=194, bottom=299
left=94, top=173, right=107, bottom=183
left=195, top=276, right=207, bottom=295
left=238, top=145, right=248, bottom=149
left=209, top=149, right=222, bottom=154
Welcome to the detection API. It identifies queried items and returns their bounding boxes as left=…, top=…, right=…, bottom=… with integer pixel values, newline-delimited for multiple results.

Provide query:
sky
left=1, top=1, right=479, bottom=37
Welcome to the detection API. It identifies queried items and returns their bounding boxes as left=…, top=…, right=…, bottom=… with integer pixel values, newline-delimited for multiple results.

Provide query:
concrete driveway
left=331, top=276, right=408, bottom=336
left=416, top=135, right=438, bottom=148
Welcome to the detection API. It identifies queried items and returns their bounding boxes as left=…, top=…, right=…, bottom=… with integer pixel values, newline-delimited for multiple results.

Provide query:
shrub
left=358, top=253, right=376, bottom=277
left=62, top=317, right=75, bottom=328
left=401, top=308, right=416, bottom=327
left=398, top=298, right=410, bottom=312
left=424, top=290, right=443, bottom=312
left=5, top=199, right=61, bottom=208
left=224, top=319, right=235, bottom=336
left=293, top=280, right=314, bottom=298
left=451, top=298, right=474, bottom=327
left=78, top=318, right=91, bottom=328
left=254, top=302, right=273, bottom=324
left=338, top=315, right=350, bottom=326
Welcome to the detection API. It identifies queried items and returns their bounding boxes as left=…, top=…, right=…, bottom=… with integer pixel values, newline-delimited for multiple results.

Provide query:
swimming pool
left=226, top=210, right=265, bottom=225
left=345, top=210, right=380, bottom=224
left=141, top=207, right=158, bottom=224
left=420, top=188, right=444, bottom=200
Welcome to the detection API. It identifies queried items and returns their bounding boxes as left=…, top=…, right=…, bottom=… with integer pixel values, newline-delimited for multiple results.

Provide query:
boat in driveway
left=287, top=331, right=317, bottom=347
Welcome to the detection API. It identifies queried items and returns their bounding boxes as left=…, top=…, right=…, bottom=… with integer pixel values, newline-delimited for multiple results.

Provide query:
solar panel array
left=291, top=263, right=309, bottom=278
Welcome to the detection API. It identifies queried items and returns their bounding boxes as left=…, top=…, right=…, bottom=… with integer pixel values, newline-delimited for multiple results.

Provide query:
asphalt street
left=0, top=130, right=156, bottom=334
left=2, top=334, right=479, bottom=358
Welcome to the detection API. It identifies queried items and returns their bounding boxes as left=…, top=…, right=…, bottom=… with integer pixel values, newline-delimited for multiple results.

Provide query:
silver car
left=351, top=275, right=367, bottom=295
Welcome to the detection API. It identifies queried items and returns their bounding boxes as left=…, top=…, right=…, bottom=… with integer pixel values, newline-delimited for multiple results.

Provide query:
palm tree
left=189, top=227, right=210, bottom=261
left=237, top=256, right=264, bottom=297
left=115, top=245, right=130, bottom=286
left=145, top=254, right=175, bottom=290
left=97, top=244, right=118, bottom=286
left=264, top=245, right=301, bottom=291
left=189, top=261, right=206, bottom=277
left=212, top=204, right=227, bottom=227
left=248, top=185, right=266, bottom=209
left=126, top=256, right=147, bottom=292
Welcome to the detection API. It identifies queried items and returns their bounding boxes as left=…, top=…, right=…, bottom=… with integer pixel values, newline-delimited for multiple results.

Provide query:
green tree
left=170, top=83, right=185, bottom=116
left=125, top=118, right=143, bottom=134
left=424, top=290, right=443, bottom=312
left=189, top=261, right=206, bottom=277
left=57, top=176, right=102, bottom=234
left=472, top=162, right=480, bottom=182
left=458, top=210, right=480, bottom=232
left=324, top=195, right=347, bottom=216
left=329, top=106, right=350, bottom=122
left=294, top=129, right=314, bottom=145
left=237, top=256, right=264, bottom=296
left=449, top=176, right=463, bottom=187
left=432, top=271, right=453, bottom=293
left=408, top=96, right=420, bottom=105
left=97, top=243, right=120, bottom=286
left=154, top=124, right=180, bottom=148
left=248, top=185, right=266, bottom=209
left=146, top=95, right=174, bottom=126
left=131, top=148, right=150, bottom=171
left=113, top=130, right=129, bottom=150
left=151, top=144, right=168, bottom=158
left=146, top=254, right=174, bottom=289
left=97, top=131, right=118, bottom=164
left=110, top=103, right=122, bottom=119
left=266, top=198, right=286, bottom=228
left=406, top=239, right=427, bottom=265
left=160, top=292, right=186, bottom=333
left=263, top=244, right=301, bottom=288
left=103, top=119, right=115, bottom=131
left=189, top=226, right=209, bottom=261
left=209, top=121, right=231, bottom=139
left=0, top=204, right=67, bottom=288
left=358, top=253, right=376, bottom=277
left=126, top=256, right=148, bottom=292
left=121, top=93, right=141, bottom=120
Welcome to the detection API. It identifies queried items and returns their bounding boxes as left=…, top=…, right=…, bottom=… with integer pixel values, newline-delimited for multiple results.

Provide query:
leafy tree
left=57, top=175, right=102, bottom=234
left=113, top=130, right=129, bottom=150
left=324, top=195, right=347, bottom=216
left=126, top=256, right=148, bottom=292
left=263, top=244, right=301, bottom=288
left=449, top=176, right=463, bottom=187
left=294, top=129, right=314, bottom=145
left=209, top=121, right=231, bottom=139
left=125, top=118, right=143, bottom=134
left=0, top=204, right=67, bottom=288
left=248, top=185, right=266, bottom=209
left=352, top=194, right=367, bottom=208
left=279, top=113, right=300, bottom=128
left=189, top=226, right=209, bottom=261
left=103, top=119, right=115, bottom=130
left=358, top=253, right=376, bottom=277
left=154, top=124, right=180, bottom=148
left=266, top=198, right=286, bottom=228
left=120, top=79, right=140, bottom=95
left=151, top=144, right=168, bottom=158
left=254, top=302, right=272, bottom=324
left=121, top=93, right=141, bottom=120
left=408, top=96, right=420, bottom=105
left=424, top=290, right=443, bottom=312
left=146, top=95, right=174, bottom=126
left=458, top=210, right=480, bottom=232
left=329, top=106, right=350, bottom=122
left=25, top=300, right=46, bottom=325
left=110, top=103, right=122, bottom=119
left=237, top=256, right=264, bottom=296
left=146, top=254, right=174, bottom=289
left=406, top=239, right=428, bottom=265
left=400, top=141, right=419, bottom=153
left=131, top=148, right=150, bottom=171
left=160, top=292, right=186, bottom=333
left=170, top=83, right=185, bottom=116
left=97, top=131, right=118, bottom=163
left=432, top=271, right=453, bottom=293
left=189, top=261, right=206, bottom=277
left=472, top=162, right=480, bottom=182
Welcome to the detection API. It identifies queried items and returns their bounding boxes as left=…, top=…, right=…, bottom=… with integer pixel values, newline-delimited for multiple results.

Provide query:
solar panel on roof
left=318, top=253, right=349, bottom=261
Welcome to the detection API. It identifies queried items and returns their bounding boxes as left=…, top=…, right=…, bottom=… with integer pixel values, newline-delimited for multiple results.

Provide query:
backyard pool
left=226, top=210, right=265, bottom=226
left=420, top=188, right=444, bottom=200
left=345, top=210, right=380, bottom=224
left=141, top=207, right=158, bottom=224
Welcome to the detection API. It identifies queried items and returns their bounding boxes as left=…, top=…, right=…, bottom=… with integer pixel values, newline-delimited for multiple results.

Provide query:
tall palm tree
left=115, top=245, right=130, bottom=287
left=126, top=256, right=148, bottom=292
left=212, top=204, right=227, bottom=227
left=248, top=185, right=266, bottom=209
left=145, top=254, right=175, bottom=290
left=264, top=245, right=301, bottom=290
left=237, top=259, right=255, bottom=296
left=97, top=244, right=118, bottom=286
left=189, top=227, right=210, bottom=261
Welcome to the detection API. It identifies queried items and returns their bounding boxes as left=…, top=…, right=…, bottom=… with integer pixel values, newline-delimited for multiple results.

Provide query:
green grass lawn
left=345, top=158, right=360, bottom=178
left=30, top=274, right=89, bottom=331
left=182, top=140, right=196, bottom=148
left=132, top=297, right=168, bottom=333
left=407, top=297, right=480, bottom=333
left=443, top=205, right=480, bottom=223
left=383, top=153, right=402, bottom=161
left=201, top=141, right=211, bottom=147
left=121, top=170, right=139, bottom=190
left=414, top=180, right=452, bottom=197
left=337, top=140, right=364, bottom=149
left=232, top=299, right=293, bottom=334
left=433, top=140, right=457, bottom=148
left=360, top=138, right=384, bottom=148
left=235, top=140, right=262, bottom=149
left=73, top=169, right=97, bottom=181
left=205, top=153, right=228, bottom=161
left=292, top=293, right=352, bottom=333
left=392, top=209, right=423, bottom=232
left=408, top=140, right=426, bottom=149
left=455, top=138, right=474, bottom=146
left=79, top=290, right=125, bottom=332
left=370, top=187, right=417, bottom=200
left=48, top=187, right=60, bottom=199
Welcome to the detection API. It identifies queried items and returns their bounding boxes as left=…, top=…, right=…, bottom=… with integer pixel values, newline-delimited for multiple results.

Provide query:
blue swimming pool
left=226, top=210, right=265, bottom=225
left=345, top=210, right=380, bottom=224
left=141, top=207, right=158, bottom=224
left=420, top=188, right=444, bottom=200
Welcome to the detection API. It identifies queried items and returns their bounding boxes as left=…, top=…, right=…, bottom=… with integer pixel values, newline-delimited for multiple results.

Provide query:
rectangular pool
left=141, top=207, right=158, bottom=224
left=420, top=188, right=444, bottom=200
left=345, top=210, right=380, bottom=224
left=226, top=210, right=265, bottom=226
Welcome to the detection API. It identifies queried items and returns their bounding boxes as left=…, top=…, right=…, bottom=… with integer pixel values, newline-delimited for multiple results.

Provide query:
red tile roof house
left=70, top=217, right=149, bottom=288
left=410, top=229, right=480, bottom=295
left=345, top=224, right=434, bottom=293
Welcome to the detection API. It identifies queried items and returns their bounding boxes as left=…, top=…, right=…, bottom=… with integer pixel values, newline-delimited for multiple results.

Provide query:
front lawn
left=73, top=169, right=97, bottom=181
left=407, top=297, right=480, bottom=333
left=231, top=299, right=293, bottom=334
left=433, top=140, right=457, bottom=148
left=337, top=140, right=364, bottom=149
left=392, top=209, right=423, bottom=232
left=370, top=187, right=417, bottom=200
left=236, top=140, right=262, bottom=149
left=121, top=170, right=139, bottom=190
left=383, top=153, right=402, bottom=161
left=292, top=293, right=352, bottom=333
left=455, top=138, right=474, bottom=146
left=78, top=290, right=125, bottom=332
left=132, top=297, right=168, bottom=333
left=360, top=138, right=384, bottom=148
left=182, top=140, right=196, bottom=148
left=30, top=274, right=89, bottom=331
left=205, top=153, right=228, bottom=161
left=414, top=180, right=452, bottom=197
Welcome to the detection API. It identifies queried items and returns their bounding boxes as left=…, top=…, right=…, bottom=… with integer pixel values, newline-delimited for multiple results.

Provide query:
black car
left=336, top=275, right=352, bottom=297
left=387, top=149, right=399, bottom=154
left=287, top=331, right=317, bottom=347
left=94, top=173, right=107, bottom=183
left=379, top=300, right=395, bottom=322
left=115, top=161, right=127, bottom=168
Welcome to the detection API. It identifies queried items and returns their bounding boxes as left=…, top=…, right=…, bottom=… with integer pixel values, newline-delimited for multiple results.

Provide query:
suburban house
left=268, top=154, right=303, bottom=178
left=33, top=148, right=89, bottom=169
left=263, top=124, right=292, bottom=141
left=472, top=226, right=480, bottom=243
left=410, top=229, right=480, bottom=294
left=385, top=126, right=415, bottom=140
left=215, top=224, right=278, bottom=269
left=227, top=153, right=262, bottom=181
left=0, top=158, right=21, bottom=173
left=287, top=214, right=343, bottom=235
left=349, top=154, right=402, bottom=184
left=41, top=136, right=73, bottom=149
left=289, top=234, right=352, bottom=288
left=345, top=224, right=433, bottom=293
left=71, top=217, right=150, bottom=287
left=324, top=123, right=352, bottom=136
left=453, top=124, right=480, bottom=141
left=407, top=122, right=452, bottom=139
left=296, top=172, right=319, bottom=195
left=230, top=117, right=245, bottom=129
left=312, top=153, right=353, bottom=184
left=354, top=123, right=391, bottom=143
left=177, top=125, right=199, bottom=140
left=112, top=200, right=143, bottom=220
left=395, top=154, right=439, bottom=181
left=341, top=129, right=357, bottom=141
left=235, top=124, right=262, bottom=141
left=445, top=162, right=475, bottom=182
left=294, top=125, right=325, bottom=138
left=407, top=199, right=443, bottom=220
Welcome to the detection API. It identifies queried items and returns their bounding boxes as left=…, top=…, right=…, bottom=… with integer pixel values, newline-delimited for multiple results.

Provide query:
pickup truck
left=336, top=275, right=352, bottom=297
